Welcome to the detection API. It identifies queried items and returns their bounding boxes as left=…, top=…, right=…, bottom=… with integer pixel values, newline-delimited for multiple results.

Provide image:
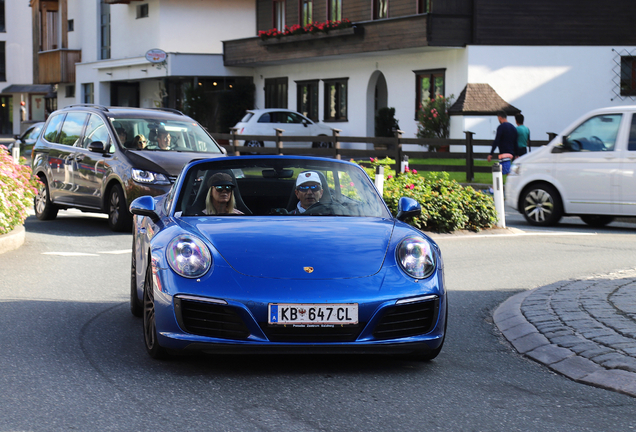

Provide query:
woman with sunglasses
left=204, top=172, right=244, bottom=215
left=132, top=134, right=147, bottom=149
left=290, top=171, right=323, bottom=214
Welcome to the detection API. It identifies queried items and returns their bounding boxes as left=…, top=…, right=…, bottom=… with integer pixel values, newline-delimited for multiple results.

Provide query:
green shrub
left=0, top=148, right=40, bottom=234
left=357, top=158, right=497, bottom=233
left=375, top=107, right=400, bottom=138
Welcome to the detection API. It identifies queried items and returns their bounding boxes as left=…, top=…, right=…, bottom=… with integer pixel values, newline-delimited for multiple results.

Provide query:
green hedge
left=358, top=158, right=497, bottom=233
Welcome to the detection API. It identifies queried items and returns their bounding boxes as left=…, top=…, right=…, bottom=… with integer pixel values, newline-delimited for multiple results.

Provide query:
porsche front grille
left=372, top=299, right=439, bottom=340
left=175, top=297, right=250, bottom=340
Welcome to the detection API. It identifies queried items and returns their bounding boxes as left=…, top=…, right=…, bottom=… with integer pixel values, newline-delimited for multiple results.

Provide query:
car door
left=280, top=112, right=307, bottom=147
left=73, top=114, right=112, bottom=208
left=39, top=113, right=72, bottom=203
left=618, top=113, right=636, bottom=216
left=554, top=113, right=623, bottom=215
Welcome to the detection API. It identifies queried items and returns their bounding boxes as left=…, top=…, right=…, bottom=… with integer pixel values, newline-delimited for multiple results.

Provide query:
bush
left=375, top=107, right=400, bottom=138
left=358, top=158, right=497, bottom=233
left=417, top=95, right=454, bottom=151
left=0, top=148, right=40, bottom=234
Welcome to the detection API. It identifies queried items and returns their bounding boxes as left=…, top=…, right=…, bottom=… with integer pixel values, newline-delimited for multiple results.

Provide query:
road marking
left=435, top=231, right=598, bottom=240
left=42, top=252, right=100, bottom=256
left=97, top=250, right=132, bottom=254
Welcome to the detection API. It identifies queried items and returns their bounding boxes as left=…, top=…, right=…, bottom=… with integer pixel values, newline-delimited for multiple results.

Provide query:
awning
left=1, top=84, right=54, bottom=94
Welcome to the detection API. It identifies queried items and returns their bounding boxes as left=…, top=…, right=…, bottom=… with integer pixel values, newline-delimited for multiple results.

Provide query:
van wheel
left=520, top=184, right=563, bottom=226
left=108, top=184, right=132, bottom=232
left=34, top=176, right=58, bottom=220
left=245, top=140, right=263, bottom=147
left=580, top=215, right=614, bottom=227
left=312, top=137, right=332, bottom=148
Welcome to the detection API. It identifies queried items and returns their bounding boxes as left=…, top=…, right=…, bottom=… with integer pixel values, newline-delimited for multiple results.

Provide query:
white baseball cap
left=296, top=171, right=321, bottom=187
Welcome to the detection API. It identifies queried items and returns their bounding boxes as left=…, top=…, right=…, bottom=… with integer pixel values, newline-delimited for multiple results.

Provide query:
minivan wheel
left=108, top=184, right=132, bottom=232
left=34, top=176, right=58, bottom=220
left=580, top=215, right=615, bottom=227
left=520, top=184, right=563, bottom=226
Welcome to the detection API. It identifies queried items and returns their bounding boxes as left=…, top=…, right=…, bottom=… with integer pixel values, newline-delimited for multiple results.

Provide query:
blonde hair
left=205, top=187, right=236, bottom=214
left=133, top=134, right=146, bottom=149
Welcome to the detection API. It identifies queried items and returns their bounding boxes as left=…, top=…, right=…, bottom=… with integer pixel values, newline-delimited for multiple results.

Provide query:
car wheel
left=108, top=184, right=132, bottom=232
left=143, top=264, right=169, bottom=359
left=520, top=184, right=563, bottom=226
left=34, top=175, right=58, bottom=221
left=130, top=235, right=143, bottom=318
left=245, top=140, right=264, bottom=147
left=580, top=215, right=615, bottom=227
left=312, top=137, right=332, bottom=148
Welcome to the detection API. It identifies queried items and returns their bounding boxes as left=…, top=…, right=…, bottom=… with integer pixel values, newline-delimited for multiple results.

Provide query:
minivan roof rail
left=151, top=107, right=185, bottom=115
left=64, top=104, right=110, bottom=111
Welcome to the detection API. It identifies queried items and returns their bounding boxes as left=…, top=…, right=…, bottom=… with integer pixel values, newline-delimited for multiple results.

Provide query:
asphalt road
left=1, top=209, right=635, bottom=431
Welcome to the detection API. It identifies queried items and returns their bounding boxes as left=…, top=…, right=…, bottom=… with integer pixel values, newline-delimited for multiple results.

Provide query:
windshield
left=174, top=158, right=390, bottom=218
left=110, top=117, right=222, bottom=154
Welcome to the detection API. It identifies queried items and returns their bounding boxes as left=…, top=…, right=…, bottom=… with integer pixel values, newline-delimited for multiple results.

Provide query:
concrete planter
left=0, top=225, right=25, bottom=254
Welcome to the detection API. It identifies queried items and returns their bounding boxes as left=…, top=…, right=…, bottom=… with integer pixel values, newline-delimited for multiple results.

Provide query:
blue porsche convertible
left=130, top=156, right=447, bottom=360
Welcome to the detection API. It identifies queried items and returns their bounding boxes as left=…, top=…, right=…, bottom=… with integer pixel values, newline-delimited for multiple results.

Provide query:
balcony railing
left=38, top=49, right=82, bottom=84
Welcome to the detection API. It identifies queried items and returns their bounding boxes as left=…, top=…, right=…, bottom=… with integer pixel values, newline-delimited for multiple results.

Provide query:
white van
left=505, top=106, right=636, bottom=227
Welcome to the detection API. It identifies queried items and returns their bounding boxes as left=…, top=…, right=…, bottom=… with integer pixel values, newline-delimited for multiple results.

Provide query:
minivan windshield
left=110, top=117, right=222, bottom=154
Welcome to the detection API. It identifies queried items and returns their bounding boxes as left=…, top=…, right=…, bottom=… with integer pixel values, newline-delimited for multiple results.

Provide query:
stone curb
left=0, top=225, right=25, bottom=255
left=494, top=287, right=636, bottom=398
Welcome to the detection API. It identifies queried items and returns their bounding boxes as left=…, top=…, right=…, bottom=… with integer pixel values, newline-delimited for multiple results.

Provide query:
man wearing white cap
left=291, top=171, right=323, bottom=214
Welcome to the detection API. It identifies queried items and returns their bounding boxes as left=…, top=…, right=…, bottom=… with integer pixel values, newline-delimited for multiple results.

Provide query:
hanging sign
left=145, top=49, right=167, bottom=64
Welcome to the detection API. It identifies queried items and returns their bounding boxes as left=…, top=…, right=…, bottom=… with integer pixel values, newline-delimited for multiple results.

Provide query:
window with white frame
left=297, top=80, right=319, bottom=121
left=324, top=78, right=348, bottom=122
left=328, top=0, right=342, bottom=21
left=415, top=69, right=445, bottom=116
left=300, top=0, right=312, bottom=26
left=274, top=0, right=286, bottom=31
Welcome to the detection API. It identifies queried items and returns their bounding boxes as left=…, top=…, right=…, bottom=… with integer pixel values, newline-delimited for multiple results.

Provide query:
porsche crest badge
left=304, top=267, right=314, bottom=273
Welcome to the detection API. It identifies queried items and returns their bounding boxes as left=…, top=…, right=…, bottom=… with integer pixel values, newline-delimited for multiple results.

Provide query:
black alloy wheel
left=130, top=235, right=143, bottom=317
left=108, top=184, right=132, bottom=232
left=34, top=175, right=58, bottom=220
left=143, top=264, right=169, bottom=359
left=520, top=184, right=563, bottom=226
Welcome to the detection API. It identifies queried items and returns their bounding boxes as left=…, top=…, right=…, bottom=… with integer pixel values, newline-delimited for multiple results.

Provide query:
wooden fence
left=210, top=130, right=555, bottom=182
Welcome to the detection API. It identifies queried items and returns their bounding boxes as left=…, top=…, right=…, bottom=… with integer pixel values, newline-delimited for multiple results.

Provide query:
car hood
left=187, top=217, right=395, bottom=279
left=126, top=150, right=224, bottom=176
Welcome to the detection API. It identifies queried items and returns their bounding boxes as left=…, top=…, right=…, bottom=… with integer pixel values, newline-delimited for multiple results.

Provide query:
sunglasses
left=214, top=185, right=234, bottom=191
left=297, top=184, right=321, bottom=192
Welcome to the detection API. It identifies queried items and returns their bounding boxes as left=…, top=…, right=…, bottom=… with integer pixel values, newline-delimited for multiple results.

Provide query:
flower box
left=258, top=26, right=362, bottom=46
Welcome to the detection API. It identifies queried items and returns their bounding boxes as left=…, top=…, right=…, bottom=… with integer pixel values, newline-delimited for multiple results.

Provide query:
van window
left=567, top=114, right=622, bottom=152
left=59, top=113, right=89, bottom=146
left=83, top=114, right=110, bottom=149
left=629, top=115, right=636, bottom=151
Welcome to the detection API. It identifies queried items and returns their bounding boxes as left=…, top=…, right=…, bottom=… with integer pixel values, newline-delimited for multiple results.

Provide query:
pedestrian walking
left=515, top=114, right=530, bottom=155
left=487, top=110, right=518, bottom=175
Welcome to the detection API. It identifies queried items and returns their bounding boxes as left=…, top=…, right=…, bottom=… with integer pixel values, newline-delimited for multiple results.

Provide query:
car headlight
left=508, top=162, right=521, bottom=176
left=132, top=168, right=171, bottom=185
left=166, top=235, right=212, bottom=278
left=396, top=236, right=436, bottom=279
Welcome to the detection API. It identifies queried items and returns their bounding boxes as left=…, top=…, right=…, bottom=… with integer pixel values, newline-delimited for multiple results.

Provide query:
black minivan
left=31, top=105, right=226, bottom=231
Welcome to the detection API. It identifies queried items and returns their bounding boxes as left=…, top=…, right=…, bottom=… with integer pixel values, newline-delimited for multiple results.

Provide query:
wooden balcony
left=37, top=49, right=82, bottom=84
left=223, top=14, right=471, bottom=67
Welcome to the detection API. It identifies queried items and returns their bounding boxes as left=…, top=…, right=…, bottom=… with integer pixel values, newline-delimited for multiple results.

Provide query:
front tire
left=130, top=235, right=143, bottom=317
left=34, top=175, right=58, bottom=220
left=312, top=137, right=332, bottom=148
left=520, top=184, right=563, bottom=226
left=107, top=184, right=132, bottom=232
left=244, top=140, right=264, bottom=148
left=143, top=264, right=169, bottom=359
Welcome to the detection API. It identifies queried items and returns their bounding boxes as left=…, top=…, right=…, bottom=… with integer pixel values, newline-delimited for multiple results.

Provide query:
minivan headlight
left=396, top=236, right=436, bottom=279
left=132, top=168, right=171, bottom=185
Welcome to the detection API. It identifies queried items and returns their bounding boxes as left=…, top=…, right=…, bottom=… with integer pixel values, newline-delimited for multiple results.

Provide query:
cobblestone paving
left=494, top=269, right=636, bottom=398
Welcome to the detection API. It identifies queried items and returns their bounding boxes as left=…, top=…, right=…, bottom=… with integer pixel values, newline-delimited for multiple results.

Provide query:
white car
left=232, top=109, right=334, bottom=148
left=506, top=105, right=636, bottom=227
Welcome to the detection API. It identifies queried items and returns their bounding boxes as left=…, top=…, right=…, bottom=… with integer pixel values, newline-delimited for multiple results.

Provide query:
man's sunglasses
left=297, top=184, right=321, bottom=192
left=214, top=185, right=234, bottom=191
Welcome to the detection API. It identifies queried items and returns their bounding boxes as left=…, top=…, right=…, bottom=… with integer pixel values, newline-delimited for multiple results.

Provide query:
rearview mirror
left=397, top=197, right=421, bottom=221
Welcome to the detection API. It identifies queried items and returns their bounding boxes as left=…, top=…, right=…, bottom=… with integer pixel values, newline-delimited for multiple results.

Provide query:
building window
left=274, top=0, right=286, bottom=31
left=297, top=80, right=319, bottom=121
left=300, top=0, right=312, bottom=26
left=100, top=1, right=110, bottom=60
left=0, top=41, right=5, bottom=82
left=68, top=19, right=74, bottom=31
left=417, top=0, right=429, bottom=14
left=265, top=77, right=288, bottom=108
left=328, top=0, right=342, bottom=21
left=621, top=56, right=636, bottom=97
left=415, top=69, right=445, bottom=115
left=373, top=0, right=388, bottom=19
left=82, top=83, right=94, bottom=104
left=137, top=4, right=149, bottom=19
left=324, top=78, right=348, bottom=121
left=0, top=0, right=5, bottom=32
left=65, top=85, right=75, bottom=98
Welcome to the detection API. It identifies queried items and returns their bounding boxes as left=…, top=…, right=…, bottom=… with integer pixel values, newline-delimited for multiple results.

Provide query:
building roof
left=1, top=84, right=54, bottom=95
left=448, top=83, right=521, bottom=116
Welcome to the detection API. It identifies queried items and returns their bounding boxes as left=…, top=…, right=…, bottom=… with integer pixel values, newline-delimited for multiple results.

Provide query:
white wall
left=464, top=45, right=636, bottom=141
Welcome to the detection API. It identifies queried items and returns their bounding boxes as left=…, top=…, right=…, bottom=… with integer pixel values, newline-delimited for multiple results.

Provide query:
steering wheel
left=589, top=135, right=604, bottom=149
left=302, top=201, right=347, bottom=216
left=569, top=140, right=582, bottom=151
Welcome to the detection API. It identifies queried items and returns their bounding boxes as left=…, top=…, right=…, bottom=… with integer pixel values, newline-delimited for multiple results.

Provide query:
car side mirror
left=551, top=144, right=565, bottom=153
left=396, top=197, right=421, bottom=221
left=302, top=119, right=309, bottom=127
left=130, top=196, right=160, bottom=222
left=88, top=141, right=108, bottom=154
